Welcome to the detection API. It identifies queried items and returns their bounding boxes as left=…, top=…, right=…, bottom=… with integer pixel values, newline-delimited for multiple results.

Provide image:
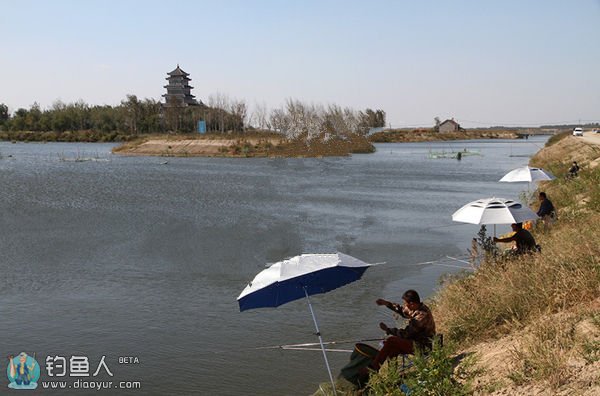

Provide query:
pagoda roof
left=167, top=64, right=190, bottom=77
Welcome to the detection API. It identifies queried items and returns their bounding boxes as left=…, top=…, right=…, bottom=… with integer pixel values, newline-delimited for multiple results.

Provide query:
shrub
left=366, top=341, right=471, bottom=396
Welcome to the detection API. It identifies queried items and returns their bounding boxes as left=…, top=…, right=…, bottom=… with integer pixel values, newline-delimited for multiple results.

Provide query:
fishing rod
left=279, top=347, right=353, bottom=353
left=446, top=255, right=471, bottom=265
left=419, top=262, right=473, bottom=270
left=408, top=254, right=473, bottom=270
left=251, top=337, right=384, bottom=351
left=424, top=222, right=471, bottom=231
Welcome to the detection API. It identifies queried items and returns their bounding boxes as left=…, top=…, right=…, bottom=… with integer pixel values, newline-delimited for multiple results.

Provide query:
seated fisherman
left=369, top=289, right=436, bottom=371
left=568, top=161, right=580, bottom=178
left=536, top=192, right=556, bottom=224
left=493, top=223, right=538, bottom=254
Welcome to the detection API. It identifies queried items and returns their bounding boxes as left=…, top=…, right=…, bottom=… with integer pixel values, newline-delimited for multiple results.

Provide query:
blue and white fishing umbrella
left=237, top=252, right=375, bottom=395
left=238, top=253, right=371, bottom=311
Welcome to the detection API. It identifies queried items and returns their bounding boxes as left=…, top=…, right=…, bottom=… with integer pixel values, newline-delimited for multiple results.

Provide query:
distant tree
left=0, top=103, right=9, bottom=127
left=26, top=102, right=43, bottom=130
left=252, top=101, right=270, bottom=130
left=230, top=99, right=248, bottom=132
left=121, top=94, right=141, bottom=134
left=138, top=99, right=161, bottom=133
left=208, top=93, right=230, bottom=133
left=267, top=98, right=374, bottom=140
left=269, top=108, right=287, bottom=134
left=71, top=100, right=91, bottom=130
left=434, top=117, right=441, bottom=132
left=90, top=105, right=120, bottom=133
left=359, top=108, right=386, bottom=131
left=163, top=97, right=184, bottom=132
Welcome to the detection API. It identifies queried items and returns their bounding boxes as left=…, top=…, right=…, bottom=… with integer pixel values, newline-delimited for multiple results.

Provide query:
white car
left=573, top=127, right=583, bottom=136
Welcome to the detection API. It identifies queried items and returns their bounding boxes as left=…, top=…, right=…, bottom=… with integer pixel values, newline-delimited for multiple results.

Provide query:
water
left=0, top=137, right=547, bottom=395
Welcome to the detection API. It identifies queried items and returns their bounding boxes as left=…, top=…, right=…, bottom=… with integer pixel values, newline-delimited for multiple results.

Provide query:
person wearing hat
left=8, top=352, right=36, bottom=386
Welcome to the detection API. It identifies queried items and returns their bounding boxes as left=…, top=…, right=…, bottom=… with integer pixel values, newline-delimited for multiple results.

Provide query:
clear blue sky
left=1, top=0, right=599, bottom=127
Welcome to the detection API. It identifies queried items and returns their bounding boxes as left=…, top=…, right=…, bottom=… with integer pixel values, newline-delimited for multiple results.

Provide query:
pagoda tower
left=162, top=65, right=202, bottom=107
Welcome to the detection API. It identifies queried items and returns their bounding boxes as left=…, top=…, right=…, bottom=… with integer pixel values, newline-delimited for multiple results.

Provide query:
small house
left=439, top=119, right=461, bottom=133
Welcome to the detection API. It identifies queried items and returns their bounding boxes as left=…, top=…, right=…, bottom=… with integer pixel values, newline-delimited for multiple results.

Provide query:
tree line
left=0, top=95, right=385, bottom=141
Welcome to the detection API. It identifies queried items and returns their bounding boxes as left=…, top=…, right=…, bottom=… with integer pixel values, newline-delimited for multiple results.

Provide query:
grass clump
left=509, top=318, right=576, bottom=387
left=543, top=130, right=571, bottom=147
left=365, top=341, right=472, bottom=396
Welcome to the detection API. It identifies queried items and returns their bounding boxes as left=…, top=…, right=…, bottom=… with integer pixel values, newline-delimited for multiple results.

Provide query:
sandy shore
left=113, top=137, right=282, bottom=156
left=112, top=133, right=376, bottom=157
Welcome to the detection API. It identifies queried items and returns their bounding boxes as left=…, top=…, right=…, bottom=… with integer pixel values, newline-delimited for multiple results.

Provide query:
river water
left=0, top=137, right=547, bottom=395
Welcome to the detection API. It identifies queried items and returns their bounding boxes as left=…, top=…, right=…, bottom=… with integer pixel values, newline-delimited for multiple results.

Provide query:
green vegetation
left=0, top=96, right=244, bottom=140
left=543, top=130, right=571, bottom=147
left=366, top=342, right=472, bottom=396
left=0, top=97, right=386, bottom=147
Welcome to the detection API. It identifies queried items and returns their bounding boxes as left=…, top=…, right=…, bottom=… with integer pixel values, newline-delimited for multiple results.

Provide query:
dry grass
left=335, top=134, right=600, bottom=395
left=509, top=317, right=576, bottom=387
left=428, top=135, right=600, bottom=392
left=433, top=213, right=600, bottom=346
left=369, top=129, right=520, bottom=143
left=434, top=134, right=600, bottom=348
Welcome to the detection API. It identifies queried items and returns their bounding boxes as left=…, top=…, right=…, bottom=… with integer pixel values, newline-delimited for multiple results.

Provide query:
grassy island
left=112, top=132, right=375, bottom=158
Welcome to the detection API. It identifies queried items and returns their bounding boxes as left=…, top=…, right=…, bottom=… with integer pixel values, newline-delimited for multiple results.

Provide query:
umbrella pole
left=303, top=287, right=337, bottom=396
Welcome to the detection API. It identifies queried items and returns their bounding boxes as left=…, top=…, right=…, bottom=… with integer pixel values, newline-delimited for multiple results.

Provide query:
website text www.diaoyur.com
left=41, top=379, right=141, bottom=391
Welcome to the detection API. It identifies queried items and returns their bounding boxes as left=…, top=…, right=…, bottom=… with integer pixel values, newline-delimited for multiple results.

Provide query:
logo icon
left=7, top=352, right=40, bottom=390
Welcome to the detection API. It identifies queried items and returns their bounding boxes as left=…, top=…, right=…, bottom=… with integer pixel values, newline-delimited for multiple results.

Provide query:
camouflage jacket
left=390, top=303, right=436, bottom=347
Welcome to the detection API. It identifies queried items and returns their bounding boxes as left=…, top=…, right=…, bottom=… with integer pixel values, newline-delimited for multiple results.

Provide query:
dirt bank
left=531, top=134, right=600, bottom=171
left=369, top=129, right=521, bottom=143
left=113, top=137, right=280, bottom=156
left=449, top=135, right=600, bottom=395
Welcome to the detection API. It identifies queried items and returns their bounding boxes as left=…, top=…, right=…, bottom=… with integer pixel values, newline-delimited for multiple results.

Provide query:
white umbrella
left=452, top=197, right=538, bottom=236
left=499, top=166, right=555, bottom=183
left=237, top=253, right=375, bottom=395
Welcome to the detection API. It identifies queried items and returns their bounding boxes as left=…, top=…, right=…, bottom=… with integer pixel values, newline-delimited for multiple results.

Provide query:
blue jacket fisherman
left=536, top=192, right=555, bottom=223
left=8, top=353, right=35, bottom=385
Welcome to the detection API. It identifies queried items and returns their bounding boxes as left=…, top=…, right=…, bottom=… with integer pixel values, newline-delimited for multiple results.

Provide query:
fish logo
left=6, top=352, right=40, bottom=390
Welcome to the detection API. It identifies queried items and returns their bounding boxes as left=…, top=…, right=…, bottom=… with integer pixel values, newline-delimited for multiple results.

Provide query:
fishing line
left=446, top=255, right=471, bottom=264
left=424, top=222, right=471, bottom=231
left=417, top=262, right=473, bottom=270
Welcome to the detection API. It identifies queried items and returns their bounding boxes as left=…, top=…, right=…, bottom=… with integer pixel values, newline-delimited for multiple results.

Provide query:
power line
left=389, top=118, right=600, bottom=128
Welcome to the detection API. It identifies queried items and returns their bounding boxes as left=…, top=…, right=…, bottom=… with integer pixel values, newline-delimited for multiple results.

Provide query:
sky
left=1, top=0, right=599, bottom=128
